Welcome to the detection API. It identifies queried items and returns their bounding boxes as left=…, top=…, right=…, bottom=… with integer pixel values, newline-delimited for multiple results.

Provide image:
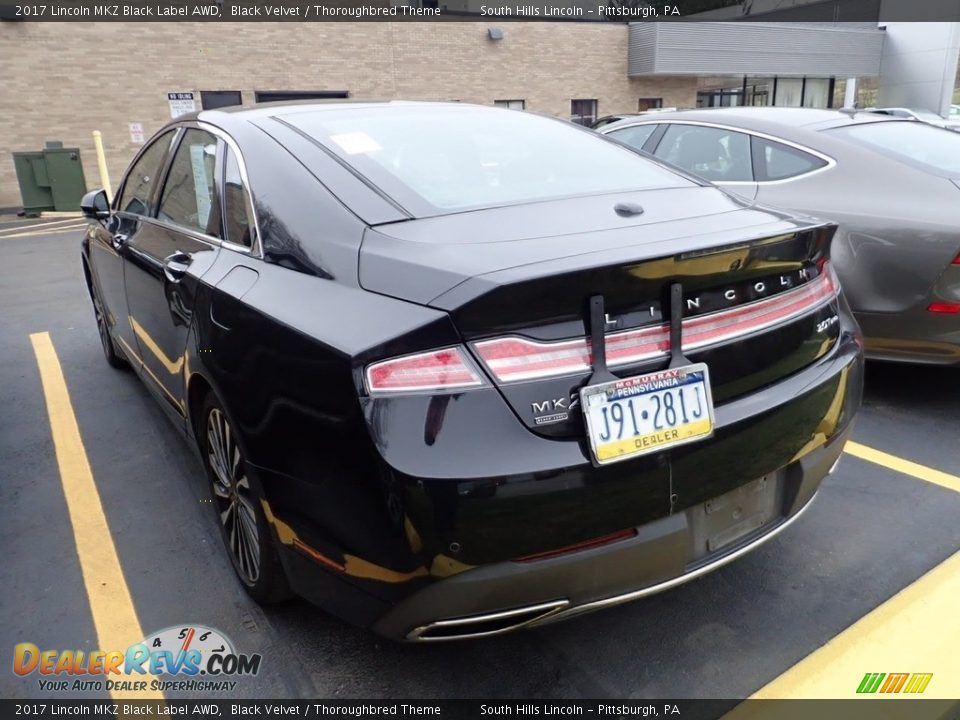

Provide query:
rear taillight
left=365, top=347, right=485, bottom=394
left=927, top=302, right=960, bottom=314
left=475, top=265, right=839, bottom=384
left=475, top=328, right=669, bottom=383
left=952, top=255, right=960, bottom=265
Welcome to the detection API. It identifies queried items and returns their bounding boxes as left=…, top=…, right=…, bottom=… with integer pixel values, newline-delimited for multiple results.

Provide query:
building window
left=254, top=90, right=349, bottom=103
left=774, top=78, right=804, bottom=107
left=749, top=86, right=770, bottom=106
left=802, top=78, right=832, bottom=108
left=494, top=99, right=525, bottom=110
left=638, top=98, right=663, bottom=111
left=697, top=78, right=773, bottom=109
left=697, top=89, right=746, bottom=108
left=201, top=90, right=242, bottom=110
left=571, top=99, right=598, bottom=126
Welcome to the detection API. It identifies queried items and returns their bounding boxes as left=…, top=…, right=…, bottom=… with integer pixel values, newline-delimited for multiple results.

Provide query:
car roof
left=178, top=99, right=481, bottom=125
left=599, top=106, right=898, bottom=136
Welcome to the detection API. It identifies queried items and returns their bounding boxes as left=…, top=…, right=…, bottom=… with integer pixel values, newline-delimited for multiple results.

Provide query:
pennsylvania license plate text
left=581, top=363, right=715, bottom=465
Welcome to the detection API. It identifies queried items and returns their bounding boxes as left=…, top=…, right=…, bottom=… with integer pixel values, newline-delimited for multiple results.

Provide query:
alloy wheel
left=206, top=408, right=261, bottom=584
left=93, top=295, right=110, bottom=356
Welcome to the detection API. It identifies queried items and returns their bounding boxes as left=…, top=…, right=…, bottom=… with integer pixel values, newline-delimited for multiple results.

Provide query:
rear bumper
left=372, top=418, right=851, bottom=641
left=859, top=307, right=960, bottom=365
left=856, top=268, right=960, bottom=365
left=270, top=331, right=862, bottom=639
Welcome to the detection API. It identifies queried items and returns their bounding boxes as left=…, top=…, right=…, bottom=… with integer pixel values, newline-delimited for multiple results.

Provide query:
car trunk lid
left=360, top=188, right=840, bottom=438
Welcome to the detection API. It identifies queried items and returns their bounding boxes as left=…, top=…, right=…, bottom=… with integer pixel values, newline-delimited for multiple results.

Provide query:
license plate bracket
left=580, top=362, right=716, bottom=466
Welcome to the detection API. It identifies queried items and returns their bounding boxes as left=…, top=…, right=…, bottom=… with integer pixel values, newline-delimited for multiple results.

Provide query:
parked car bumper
left=372, top=334, right=861, bottom=640
left=373, top=421, right=850, bottom=641
left=263, top=330, right=862, bottom=640
left=859, top=308, right=960, bottom=365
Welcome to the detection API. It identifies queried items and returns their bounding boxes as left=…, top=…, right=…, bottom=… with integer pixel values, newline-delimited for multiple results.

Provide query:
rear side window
left=753, top=138, right=828, bottom=181
left=117, top=131, right=175, bottom=216
left=222, top=147, right=256, bottom=248
left=830, top=121, right=960, bottom=177
left=606, top=124, right=658, bottom=152
left=157, top=129, right=221, bottom=237
left=654, top=124, right=753, bottom=182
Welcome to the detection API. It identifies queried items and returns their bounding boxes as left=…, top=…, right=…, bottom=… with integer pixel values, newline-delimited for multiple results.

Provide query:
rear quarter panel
left=755, top=144, right=960, bottom=315
left=182, top=119, right=462, bottom=584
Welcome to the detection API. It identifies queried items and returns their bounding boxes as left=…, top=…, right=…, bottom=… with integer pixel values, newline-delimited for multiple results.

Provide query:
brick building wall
left=0, top=21, right=697, bottom=210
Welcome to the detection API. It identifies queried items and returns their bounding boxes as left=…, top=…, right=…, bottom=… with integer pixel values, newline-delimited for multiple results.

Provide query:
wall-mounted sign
left=128, top=122, right=145, bottom=144
left=167, top=92, right=196, bottom=118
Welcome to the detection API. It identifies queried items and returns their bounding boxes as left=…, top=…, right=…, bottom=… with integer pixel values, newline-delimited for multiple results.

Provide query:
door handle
left=163, top=250, right=193, bottom=283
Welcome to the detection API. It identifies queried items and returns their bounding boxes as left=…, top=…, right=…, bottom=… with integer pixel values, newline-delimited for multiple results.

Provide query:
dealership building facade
left=0, top=18, right=957, bottom=210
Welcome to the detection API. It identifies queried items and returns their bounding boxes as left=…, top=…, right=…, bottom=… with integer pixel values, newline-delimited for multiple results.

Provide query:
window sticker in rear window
left=330, top=132, right=383, bottom=155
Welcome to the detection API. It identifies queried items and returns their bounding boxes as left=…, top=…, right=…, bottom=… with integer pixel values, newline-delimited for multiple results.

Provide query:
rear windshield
left=281, top=105, right=694, bottom=216
left=830, top=121, right=960, bottom=177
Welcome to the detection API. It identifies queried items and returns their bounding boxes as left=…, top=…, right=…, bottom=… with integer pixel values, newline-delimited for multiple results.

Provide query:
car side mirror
left=80, top=189, right=110, bottom=221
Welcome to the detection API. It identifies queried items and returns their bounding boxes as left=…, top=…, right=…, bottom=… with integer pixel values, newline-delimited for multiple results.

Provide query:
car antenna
left=838, top=106, right=857, bottom=117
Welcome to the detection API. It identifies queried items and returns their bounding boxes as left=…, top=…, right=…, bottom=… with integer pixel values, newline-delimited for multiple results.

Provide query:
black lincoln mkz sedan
left=81, top=102, right=863, bottom=641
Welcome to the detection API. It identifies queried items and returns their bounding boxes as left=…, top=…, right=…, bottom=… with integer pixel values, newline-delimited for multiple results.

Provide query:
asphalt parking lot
left=2, top=218, right=959, bottom=706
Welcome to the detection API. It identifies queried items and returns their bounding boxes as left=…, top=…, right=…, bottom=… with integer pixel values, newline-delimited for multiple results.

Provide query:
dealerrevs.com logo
left=856, top=672, right=934, bottom=694
left=13, top=625, right=262, bottom=693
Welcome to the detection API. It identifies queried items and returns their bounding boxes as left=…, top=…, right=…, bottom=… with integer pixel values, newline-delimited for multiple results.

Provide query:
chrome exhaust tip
left=407, top=599, right=569, bottom=641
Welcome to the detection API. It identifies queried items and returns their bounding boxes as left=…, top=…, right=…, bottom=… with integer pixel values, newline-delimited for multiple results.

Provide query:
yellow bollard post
left=92, top=130, right=113, bottom=202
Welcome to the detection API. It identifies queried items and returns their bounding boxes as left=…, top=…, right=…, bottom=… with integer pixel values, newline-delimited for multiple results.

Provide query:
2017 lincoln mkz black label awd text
left=80, top=101, right=863, bottom=641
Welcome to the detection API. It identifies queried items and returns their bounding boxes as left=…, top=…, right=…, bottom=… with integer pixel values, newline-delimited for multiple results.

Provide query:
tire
left=199, top=393, right=292, bottom=604
left=90, top=283, right=127, bottom=369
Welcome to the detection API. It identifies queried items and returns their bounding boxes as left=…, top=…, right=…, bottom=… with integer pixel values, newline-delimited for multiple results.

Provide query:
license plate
left=580, top=363, right=715, bottom=465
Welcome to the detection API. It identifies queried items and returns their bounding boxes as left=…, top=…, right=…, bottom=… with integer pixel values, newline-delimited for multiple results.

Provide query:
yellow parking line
left=30, top=332, right=163, bottom=700
left=845, top=441, right=960, bottom=494
left=720, top=441, right=960, bottom=714
left=722, top=550, right=960, bottom=710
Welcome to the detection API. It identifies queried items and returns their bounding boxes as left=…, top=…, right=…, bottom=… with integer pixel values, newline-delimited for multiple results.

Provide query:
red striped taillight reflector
left=365, top=346, right=485, bottom=394
left=474, top=265, right=839, bottom=384
left=513, top=528, right=638, bottom=562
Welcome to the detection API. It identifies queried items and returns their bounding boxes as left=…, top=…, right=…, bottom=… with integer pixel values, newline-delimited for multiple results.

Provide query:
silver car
left=600, top=107, right=960, bottom=365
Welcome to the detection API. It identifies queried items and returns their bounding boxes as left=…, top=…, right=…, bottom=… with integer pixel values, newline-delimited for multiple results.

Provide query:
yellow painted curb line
left=724, top=550, right=960, bottom=709
left=845, top=441, right=960, bottom=494
left=30, top=332, right=163, bottom=700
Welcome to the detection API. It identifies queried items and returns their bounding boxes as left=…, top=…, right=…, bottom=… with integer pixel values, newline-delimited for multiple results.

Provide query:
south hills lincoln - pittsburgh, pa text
left=478, top=4, right=681, bottom=17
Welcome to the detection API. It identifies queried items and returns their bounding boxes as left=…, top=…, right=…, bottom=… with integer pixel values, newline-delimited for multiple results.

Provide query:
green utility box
left=12, top=146, right=87, bottom=216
